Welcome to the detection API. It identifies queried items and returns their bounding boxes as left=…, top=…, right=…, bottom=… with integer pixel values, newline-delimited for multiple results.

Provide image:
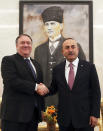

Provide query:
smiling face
left=62, top=39, right=79, bottom=62
left=44, top=21, right=63, bottom=41
left=16, top=35, right=32, bottom=58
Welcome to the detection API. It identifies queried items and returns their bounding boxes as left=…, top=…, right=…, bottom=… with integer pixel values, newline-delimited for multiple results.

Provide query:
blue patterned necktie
left=25, top=59, right=36, bottom=80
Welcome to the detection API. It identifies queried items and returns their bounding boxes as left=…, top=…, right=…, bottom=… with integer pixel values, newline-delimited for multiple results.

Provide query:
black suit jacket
left=49, top=60, right=101, bottom=128
left=0, top=53, right=44, bottom=123
left=34, top=37, right=86, bottom=107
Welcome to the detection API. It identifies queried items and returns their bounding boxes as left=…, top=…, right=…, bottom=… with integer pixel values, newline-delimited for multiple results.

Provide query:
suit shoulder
left=1, top=54, right=17, bottom=69
left=79, top=59, right=95, bottom=67
left=2, top=54, right=16, bottom=61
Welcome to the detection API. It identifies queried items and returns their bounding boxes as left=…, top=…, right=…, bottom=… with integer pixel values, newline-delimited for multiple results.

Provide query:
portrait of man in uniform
left=19, top=1, right=93, bottom=107
left=34, top=6, right=86, bottom=107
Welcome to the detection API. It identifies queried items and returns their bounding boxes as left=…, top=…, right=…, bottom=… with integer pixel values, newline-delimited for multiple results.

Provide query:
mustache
left=68, top=52, right=74, bottom=55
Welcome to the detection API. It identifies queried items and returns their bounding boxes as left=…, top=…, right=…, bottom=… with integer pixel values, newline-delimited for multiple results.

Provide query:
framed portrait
left=19, top=0, right=93, bottom=62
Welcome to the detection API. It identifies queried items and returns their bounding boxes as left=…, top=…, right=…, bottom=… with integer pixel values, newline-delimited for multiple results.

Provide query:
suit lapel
left=30, top=58, right=38, bottom=78
left=16, top=53, right=36, bottom=80
left=73, top=60, right=85, bottom=89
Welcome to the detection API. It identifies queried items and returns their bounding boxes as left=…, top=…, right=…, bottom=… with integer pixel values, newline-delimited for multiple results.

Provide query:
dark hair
left=63, top=38, right=77, bottom=43
left=15, top=34, right=32, bottom=44
left=63, top=37, right=79, bottom=47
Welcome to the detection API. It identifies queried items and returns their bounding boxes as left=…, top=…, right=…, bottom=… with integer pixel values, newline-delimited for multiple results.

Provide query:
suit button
left=69, top=92, right=72, bottom=95
left=50, top=68, right=52, bottom=71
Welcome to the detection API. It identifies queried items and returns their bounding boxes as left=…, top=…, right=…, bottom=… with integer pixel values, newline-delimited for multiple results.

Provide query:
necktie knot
left=69, top=63, right=74, bottom=69
left=69, top=62, right=73, bottom=67
left=25, top=58, right=30, bottom=63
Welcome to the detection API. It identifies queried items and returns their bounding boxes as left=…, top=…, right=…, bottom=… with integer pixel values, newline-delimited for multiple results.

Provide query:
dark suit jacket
left=49, top=60, right=101, bottom=128
left=34, top=37, right=86, bottom=107
left=0, top=53, right=44, bottom=123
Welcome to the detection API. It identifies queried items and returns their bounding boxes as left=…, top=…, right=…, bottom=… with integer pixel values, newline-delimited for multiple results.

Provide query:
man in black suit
left=0, top=34, right=49, bottom=131
left=41, top=38, right=101, bottom=131
left=34, top=6, right=86, bottom=108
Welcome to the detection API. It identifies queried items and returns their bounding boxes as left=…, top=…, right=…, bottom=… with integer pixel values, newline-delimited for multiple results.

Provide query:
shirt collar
left=66, top=57, right=79, bottom=67
left=49, top=41, right=59, bottom=48
left=49, top=34, right=61, bottom=42
left=24, top=57, right=30, bottom=60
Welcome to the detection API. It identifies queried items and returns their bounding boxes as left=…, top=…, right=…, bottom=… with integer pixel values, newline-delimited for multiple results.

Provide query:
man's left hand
left=89, top=116, right=98, bottom=127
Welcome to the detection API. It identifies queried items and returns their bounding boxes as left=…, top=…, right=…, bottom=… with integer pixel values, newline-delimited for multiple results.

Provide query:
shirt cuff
left=35, top=83, right=38, bottom=91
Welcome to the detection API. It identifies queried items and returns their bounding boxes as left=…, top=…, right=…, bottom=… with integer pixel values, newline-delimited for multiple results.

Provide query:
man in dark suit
left=0, top=34, right=49, bottom=131
left=44, top=38, right=101, bottom=131
left=34, top=6, right=86, bottom=108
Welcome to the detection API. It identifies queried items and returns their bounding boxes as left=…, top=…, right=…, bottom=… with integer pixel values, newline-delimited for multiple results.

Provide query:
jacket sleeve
left=90, top=64, right=101, bottom=118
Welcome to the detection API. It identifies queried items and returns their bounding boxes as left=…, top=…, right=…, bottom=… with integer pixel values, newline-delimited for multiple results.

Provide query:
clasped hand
left=36, top=83, right=49, bottom=96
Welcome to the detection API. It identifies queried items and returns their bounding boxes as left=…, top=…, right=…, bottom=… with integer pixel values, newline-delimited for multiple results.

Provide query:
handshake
left=36, top=83, right=49, bottom=96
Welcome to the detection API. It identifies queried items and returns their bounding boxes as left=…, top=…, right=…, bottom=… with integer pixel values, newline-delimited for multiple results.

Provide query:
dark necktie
left=68, top=63, right=74, bottom=90
left=25, top=59, right=36, bottom=80
left=50, top=44, right=55, bottom=55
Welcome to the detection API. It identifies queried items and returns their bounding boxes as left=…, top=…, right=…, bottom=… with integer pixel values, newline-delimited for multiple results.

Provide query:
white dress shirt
left=65, top=57, right=79, bottom=83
